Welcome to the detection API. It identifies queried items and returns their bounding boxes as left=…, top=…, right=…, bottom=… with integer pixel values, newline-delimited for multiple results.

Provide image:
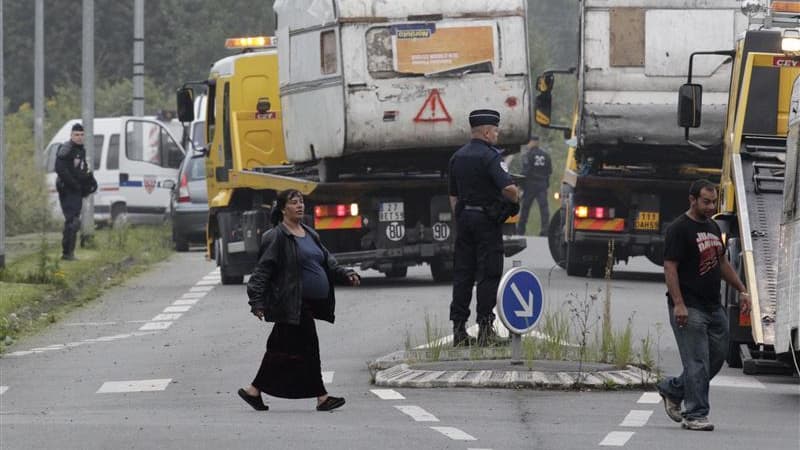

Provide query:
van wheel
left=173, top=233, right=189, bottom=252
left=111, top=203, right=128, bottom=229
left=384, top=266, right=408, bottom=278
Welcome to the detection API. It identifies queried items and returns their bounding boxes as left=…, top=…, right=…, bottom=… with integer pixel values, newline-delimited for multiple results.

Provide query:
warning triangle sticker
left=414, top=89, right=452, bottom=123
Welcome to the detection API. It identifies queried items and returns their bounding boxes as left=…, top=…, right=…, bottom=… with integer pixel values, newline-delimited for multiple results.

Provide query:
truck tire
left=215, top=238, right=244, bottom=285
left=385, top=266, right=408, bottom=278
left=430, top=258, right=454, bottom=282
left=565, top=242, right=589, bottom=277
left=547, top=208, right=567, bottom=269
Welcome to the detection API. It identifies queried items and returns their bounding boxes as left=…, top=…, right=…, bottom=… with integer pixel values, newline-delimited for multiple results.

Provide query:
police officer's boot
left=453, top=321, right=469, bottom=347
left=62, top=229, right=78, bottom=261
left=477, top=321, right=507, bottom=346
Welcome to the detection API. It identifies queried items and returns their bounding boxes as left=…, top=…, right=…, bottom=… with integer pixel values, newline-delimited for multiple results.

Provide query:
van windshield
left=366, top=23, right=496, bottom=79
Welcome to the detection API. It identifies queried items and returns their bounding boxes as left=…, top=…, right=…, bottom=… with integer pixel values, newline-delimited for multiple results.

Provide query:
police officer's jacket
left=55, top=140, right=89, bottom=195
left=448, top=138, right=513, bottom=207
left=522, top=146, right=552, bottom=185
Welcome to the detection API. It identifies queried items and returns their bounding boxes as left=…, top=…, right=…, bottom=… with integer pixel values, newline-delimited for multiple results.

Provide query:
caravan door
left=121, top=119, right=184, bottom=223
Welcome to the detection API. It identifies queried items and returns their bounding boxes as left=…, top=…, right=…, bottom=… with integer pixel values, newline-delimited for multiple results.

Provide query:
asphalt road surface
left=1, top=237, right=798, bottom=449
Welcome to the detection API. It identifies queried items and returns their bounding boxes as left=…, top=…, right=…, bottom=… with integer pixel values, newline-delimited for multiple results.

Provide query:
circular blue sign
left=496, top=267, right=545, bottom=334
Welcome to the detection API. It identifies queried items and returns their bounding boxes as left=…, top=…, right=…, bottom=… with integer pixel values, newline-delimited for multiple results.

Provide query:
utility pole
left=133, top=0, right=144, bottom=116
left=34, top=0, right=44, bottom=167
left=0, top=0, right=6, bottom=268
left=81, top=0, right=95, bottom=246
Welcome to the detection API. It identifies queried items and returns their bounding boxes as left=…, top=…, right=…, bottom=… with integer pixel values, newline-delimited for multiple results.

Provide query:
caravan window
left=366, top=23, right=496, bottom=79
left=107, top=134, right=120, bottom=170
left=321, top=30, right=337, bottom=75
left=91, top=135, right=104, bottom=170
left=125, top=120, right=183, bottom=169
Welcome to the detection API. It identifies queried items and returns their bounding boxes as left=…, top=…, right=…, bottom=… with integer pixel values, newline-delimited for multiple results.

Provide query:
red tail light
left=178, top=173, right=190, bottom=203
left=314, top=204, right=360, bottom=218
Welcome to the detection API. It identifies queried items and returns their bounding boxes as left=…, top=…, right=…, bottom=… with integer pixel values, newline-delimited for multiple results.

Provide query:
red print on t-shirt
left=696, top=232, right=722, bottom=276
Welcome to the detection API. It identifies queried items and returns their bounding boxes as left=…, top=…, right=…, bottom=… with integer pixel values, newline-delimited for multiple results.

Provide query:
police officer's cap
left=71, top=123, right=84, bottom=132
left=468, top=109, right=500, bottom=128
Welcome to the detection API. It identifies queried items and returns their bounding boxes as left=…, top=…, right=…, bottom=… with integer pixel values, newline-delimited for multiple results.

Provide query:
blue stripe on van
left=120, top=180, right=143, bottom=187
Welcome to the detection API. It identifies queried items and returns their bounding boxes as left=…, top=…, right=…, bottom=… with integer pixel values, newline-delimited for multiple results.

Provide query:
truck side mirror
left=678, top=83, right=703, bottom=128
left=536, top=74, right=554, bottom=93
left=535, top=92, right=553, bottom=126
left=176, top=87, right=195, bottom=123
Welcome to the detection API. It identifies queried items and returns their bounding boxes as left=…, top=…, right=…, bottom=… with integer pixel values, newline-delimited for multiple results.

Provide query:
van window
left=91, top=135, right=104, bottom=170
left=321, top=30, right=337, bottom=75
left=185, top=156, right=206, bottom=181
left=365, top=24, right=495, bottom=79
left=191, top=120, right=206, bottom=148
left=125, top=120, right=184, bottom=169
left=107, top=134, right=120, bottom=170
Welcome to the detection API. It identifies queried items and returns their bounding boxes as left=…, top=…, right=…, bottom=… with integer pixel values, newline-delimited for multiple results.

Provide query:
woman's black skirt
left=252, top=300, right=327, bottom=399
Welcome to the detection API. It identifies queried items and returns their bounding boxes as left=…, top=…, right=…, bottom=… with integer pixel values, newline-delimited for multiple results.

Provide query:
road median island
left=0, top=225, right=174, bottom=352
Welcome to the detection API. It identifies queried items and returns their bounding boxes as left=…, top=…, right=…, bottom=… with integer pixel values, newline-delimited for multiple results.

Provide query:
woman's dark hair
left=270, top=189, right=303, bottom=226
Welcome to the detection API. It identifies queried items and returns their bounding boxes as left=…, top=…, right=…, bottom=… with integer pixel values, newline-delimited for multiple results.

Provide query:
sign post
left=497, top=264, right=545, bottom=365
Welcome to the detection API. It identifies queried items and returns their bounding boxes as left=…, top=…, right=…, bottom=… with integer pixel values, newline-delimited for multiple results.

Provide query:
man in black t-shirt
left=657, top=179, right=750, bottom=432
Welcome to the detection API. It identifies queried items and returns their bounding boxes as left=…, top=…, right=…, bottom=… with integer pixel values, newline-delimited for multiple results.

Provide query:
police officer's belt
left=463, top=205, right=485, bottom=212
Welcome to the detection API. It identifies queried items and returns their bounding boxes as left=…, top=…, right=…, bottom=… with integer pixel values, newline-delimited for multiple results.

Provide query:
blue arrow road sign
left=496, top=267, right=545, bottom=334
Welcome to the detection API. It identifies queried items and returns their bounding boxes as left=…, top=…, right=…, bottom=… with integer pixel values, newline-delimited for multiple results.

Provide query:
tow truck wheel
left=430, top=258, right=454, bottom=282
left=565, top=242, right=589, bottom=277
left=385, top=266, right=408, bottom=278
left=215, top=238, right=243, bottom=285
left=547, top=208, right=567, bottom=269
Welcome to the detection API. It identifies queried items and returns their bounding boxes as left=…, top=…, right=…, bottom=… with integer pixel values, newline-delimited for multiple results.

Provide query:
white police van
left=44, top=117, right=185, bottom=227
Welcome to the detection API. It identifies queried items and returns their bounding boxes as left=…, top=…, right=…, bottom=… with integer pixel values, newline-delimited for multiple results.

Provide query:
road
left=1, top=237, right=798, bottom=449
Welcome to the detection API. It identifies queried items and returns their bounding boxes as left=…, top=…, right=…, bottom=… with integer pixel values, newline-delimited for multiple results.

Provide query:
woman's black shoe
left=238, top=388, right=269, bottom=411
left=316, top=396, right=345, bottom=411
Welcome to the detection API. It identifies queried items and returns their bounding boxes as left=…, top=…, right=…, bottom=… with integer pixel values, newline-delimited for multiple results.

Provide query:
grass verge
left=0, top=225, right=174, bottom=352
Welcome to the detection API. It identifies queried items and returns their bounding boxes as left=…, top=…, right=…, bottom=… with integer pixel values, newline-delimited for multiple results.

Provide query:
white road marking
left=599, top=431, right=634, bottom=446
left=190, top=286, right=215, bottom=292
left=195, top=280, right=219, bottom=286
left=395, top=405, right=439, bottom=422
left=637, top=392, right=662, bottom=404
left=371, top=389, right=405, bottom=400
left=163, top=306, right=191, bottom=313
left=711, top=375, right=765, bottom=389
left=430, top=426, right=476, bottom=441
left=151, top=313, right=182, bottom=322
left=5, top=331, right=159, bottom=357
left=322, top=371, right=334, bottom=384
left=202, top=275, right=221, bottom=281
left=173, top=299, right=198, bottom=306
left=620, top=410, right=653, bottom=427
left=468, top=448, right=493, bottom=450
left=97, top=378, right=172, bottom=393
left=182, top=292, right=207, bottom=299
left=0, top=386, right=8, bottom=395
left=139, top=321, right=172, bottom=331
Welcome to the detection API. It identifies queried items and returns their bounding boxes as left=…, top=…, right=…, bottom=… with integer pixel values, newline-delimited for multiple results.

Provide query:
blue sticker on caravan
left=120, top=180, right=143, bottom=187
left=391, top=23, right=436, bottom=39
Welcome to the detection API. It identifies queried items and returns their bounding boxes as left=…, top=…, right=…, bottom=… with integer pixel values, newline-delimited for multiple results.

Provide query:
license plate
left=379, top=202, right=404, bottom=222
left=635, top=211, right=660, bottom=230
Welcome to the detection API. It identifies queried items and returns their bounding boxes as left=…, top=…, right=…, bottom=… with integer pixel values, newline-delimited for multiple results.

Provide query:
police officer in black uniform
left=517, top=135, right=552, bottom=235
left=448, top=109, right=520, bottom=346
left=55, top=123, right=94, bottom=260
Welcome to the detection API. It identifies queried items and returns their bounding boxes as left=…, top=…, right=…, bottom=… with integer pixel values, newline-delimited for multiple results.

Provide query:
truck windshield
left=366, top=23, right=496, bottom=79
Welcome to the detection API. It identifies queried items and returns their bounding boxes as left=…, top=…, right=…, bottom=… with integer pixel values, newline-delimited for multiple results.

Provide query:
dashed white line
left=151, top=313, right=182, bottom=322
left=711, top=375, right=765, bottom=389
left=430, top=426, right=476, bottom=441
left=181, top=292, right=207, bottom=299
left=64, top=321, right=117, bottom=327
left=371, top=389, right=405, bottom=400
left=139, top=321, right=172, bottom=331
left=195, top=280, right=219, bottom=286
left=163, top=306, right=191, bottom=313
left=395, top=405, right=439, bottom=422
left=190, top=286, right=215, bottom=292
left=172, top=299, right=199, bottom=306
left=637, top=392, right=662, bottom=404
left=0, top=386, right=8, bottom=395
left=97, top=378, right=172, bottom=394
left=599, top=431, right=634, bottom=447
left=619, top=410, right=653, bottom=427
left=322, top=371, right=334, bottom=384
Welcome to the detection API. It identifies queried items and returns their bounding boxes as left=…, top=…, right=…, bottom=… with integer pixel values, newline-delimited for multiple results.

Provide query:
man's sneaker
left=659, top=392, right=683, bottom=423
left=682, top=417, right=714, bottom=431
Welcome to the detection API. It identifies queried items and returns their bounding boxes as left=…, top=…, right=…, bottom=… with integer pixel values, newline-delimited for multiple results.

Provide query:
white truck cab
left=44, top=117, right=185, bottom=227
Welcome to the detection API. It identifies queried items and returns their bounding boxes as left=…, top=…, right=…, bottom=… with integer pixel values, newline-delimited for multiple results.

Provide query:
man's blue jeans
left=657, top=305, right=729, bottom=420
